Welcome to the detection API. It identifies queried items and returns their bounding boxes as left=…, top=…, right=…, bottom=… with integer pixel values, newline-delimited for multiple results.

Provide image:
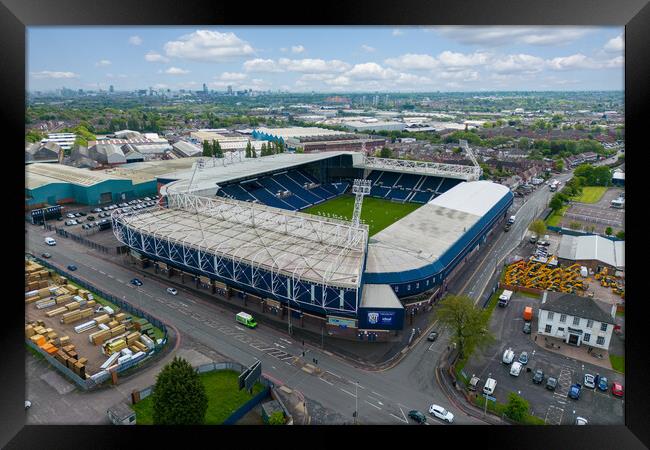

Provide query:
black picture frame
left=2, top=0, right=647, bottom=448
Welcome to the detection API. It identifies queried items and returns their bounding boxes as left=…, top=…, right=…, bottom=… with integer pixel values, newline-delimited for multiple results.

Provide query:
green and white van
left=236, top=312, right=257, bottom=329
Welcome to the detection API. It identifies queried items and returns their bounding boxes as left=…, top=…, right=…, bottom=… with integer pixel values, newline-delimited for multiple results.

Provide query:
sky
left=27, top=26, right=624, bottom=93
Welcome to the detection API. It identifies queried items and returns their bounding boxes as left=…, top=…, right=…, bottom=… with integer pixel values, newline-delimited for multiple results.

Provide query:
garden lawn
left=133, top=370, right=265, bottom=424
left=302, top=195, right=421, bottom=237
left=609, top=354, right=625, bottom=373
left=571, top=186, right=608, bottom=204
left=546, top=205, right=568, bottom=227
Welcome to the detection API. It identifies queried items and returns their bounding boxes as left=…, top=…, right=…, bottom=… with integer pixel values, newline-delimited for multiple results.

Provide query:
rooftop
left=557, top=235, right=624, bottom=269
left=254, top=127, right=347, bottom=139
left=541, top=292, right=615, bottom=325
left=26, top=163, right=129, bottom=190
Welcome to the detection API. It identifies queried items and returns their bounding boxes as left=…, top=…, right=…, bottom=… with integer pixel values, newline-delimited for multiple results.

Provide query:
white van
left=483, top=378, right=497, bottom=395
left=44, top=237, right=56, bottom=246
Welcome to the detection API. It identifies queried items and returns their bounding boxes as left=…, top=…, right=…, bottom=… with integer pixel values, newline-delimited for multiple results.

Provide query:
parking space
left=464, top=292, right=624, bottom=425
left=560, top=188, right=625, bottom=233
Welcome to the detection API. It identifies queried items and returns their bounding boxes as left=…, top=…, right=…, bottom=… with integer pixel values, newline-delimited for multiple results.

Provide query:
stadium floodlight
left=351, top=179, right=371, bottom=228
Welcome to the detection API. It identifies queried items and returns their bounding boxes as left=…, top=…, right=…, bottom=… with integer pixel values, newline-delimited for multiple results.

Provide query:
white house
left=537, top=292, right=616, bottom=350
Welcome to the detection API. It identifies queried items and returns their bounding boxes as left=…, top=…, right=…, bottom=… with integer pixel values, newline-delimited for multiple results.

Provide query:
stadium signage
left=366, top=311, right=395, bottom=326
left=327, top=316, right=357, bottom=328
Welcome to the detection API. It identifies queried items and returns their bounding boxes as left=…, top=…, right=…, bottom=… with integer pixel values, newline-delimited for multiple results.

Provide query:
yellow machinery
left=503, top=258, right=588, bottom=294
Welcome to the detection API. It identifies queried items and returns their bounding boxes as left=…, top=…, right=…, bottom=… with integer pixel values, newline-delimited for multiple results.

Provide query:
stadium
left=112, top=148, right=513, bottom=339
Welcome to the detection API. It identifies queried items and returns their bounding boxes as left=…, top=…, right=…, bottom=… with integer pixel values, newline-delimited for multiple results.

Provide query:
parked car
left=87, top=216, right=95, bottom=221
left=67, top=265, right=78, bottom=271
left=25, top=400, right=31, bottom=410
left=597, top=377, right=609, bottom=392
left=538, top=240, right=550, bottom=247
left=523, top=322, right=532, bottom=334
left=568, top=383, right=582, bottom=399
left=408, top=410, right=427, bottom=424
left=510, top=361, right=523, bottom=377
left=611, top=382, right=624, bottom=397
left=167, top=287, right=178, bottom=295
left=144, top=197, right=152, bottom=201
left=41, top=253, right=52, bottom=258
left=428, top=404, right=454, bottom=423
left=427, top=331, right=438, bottom=342
left=119, top=203, right=128, bottom=207
left=130, top=278, right=143, bottom=286
left=92, top=208, right=103, bottom=213
left=502, top=348, right=515, bottom=364
left=518, top=352, right=529, bottom=365
left=529, top=234, right=538, bottom=244
left=583, top=374, right=596, bottom=389
left=66, top=213, right=76, bottom=219
left=576, top=417, right=588, bottom=425
left=78, top=211, right=87, bottom=216
left=546, top=377, right=558, bottom=391
left=532, top=369, right=544, bottom=384
left=74, top=213, right=82, bottom=217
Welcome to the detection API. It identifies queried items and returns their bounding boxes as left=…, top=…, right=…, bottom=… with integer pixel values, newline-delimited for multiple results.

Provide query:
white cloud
left=604, top=34, right=624, bottom=52
left=434, top=26, right=594, bottom=46
left=105, top=73, right=128, bottom=79
left=438, top=51, right=490, bottom=68
left=31, top=71, right=79, bottom=79
left=165, top=67, right=190, bottom=75
left=95, top=59, right=111, bottom=67
left=346, top=62, right=397, bottom=80
left=280, top=47, right=288, bottom=52
left=436, top=70, right=480, bottom=81
left=392, top=29, right=404, bottom=36
left=546, top=53, right=601, bottom=70
left=128, top=35, right=143, bottom=46
left=163, top=30, right=254, bottom=62
left=360, top=44, right=376, bottom=53
left=291, top=45, right=305, bottom=54
left=144, top=51, right=170, bottom=63
left=218, top=72, right=248, bottom=81
left=489, top=54, right=545, bottom=73
left=603, top=56, right=623, bottom=68
left=278, top=58, right=350, bottom=73
left=243, top=58, right=283, bottom=72
left=384, top=53, right=438, bottom=70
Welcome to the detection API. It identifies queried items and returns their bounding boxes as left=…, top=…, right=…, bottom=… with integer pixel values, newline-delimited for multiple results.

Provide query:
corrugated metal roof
left=26, top=163, right=128, bottom=189
left=557, top=235, right=624, bottom=269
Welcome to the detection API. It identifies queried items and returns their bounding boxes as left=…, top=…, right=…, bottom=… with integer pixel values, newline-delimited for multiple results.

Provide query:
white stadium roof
left=365, top=181, right=510, bottom=274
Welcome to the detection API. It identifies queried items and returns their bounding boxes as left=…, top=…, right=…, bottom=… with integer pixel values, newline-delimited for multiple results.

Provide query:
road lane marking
left=367, top=396, right=383, bottom=405
left=274, top=343, right=286, bottom=349
left=340, top=388, right=356, bottom=398
left=116, top=279, right=124, bottom=283
left=327, top=370, right=343, bottom=380
left=280, top=338, right=292, bottom=345
left=319, top=377, right=334, bottom=386
left=365, top=400, right=381, bottom=410
left=371, top=391, right=386, bottom=399
left=390, top=413, right=408, bottom=424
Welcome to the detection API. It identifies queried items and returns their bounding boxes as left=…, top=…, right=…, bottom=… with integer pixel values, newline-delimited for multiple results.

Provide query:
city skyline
left=28, top=26, right=624, bottom=93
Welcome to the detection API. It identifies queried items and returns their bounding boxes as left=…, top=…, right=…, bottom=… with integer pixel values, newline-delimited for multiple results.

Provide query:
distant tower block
left=351, top=179, right=371, bottom=228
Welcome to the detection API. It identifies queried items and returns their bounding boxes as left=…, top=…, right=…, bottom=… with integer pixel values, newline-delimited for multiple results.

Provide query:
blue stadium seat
left=411, top=191, right=435, bottom=203
left=438, top=178, right=463, bottom=193
left=250, top=188, right=296, bottom=210
left=387, top=189, right=410, bottom=201
left=396, top=174, right=421, bottom=190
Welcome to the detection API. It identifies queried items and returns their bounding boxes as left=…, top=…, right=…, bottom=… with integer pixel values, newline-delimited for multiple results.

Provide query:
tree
left=379, top=147, right=393, bottom=158
left=436, top=295, right=494, bottom=360
left=616, top=230, right=625, bottom=239
left=569, top=221, right=582, bottom=230
left=605, top=227, right=613, bottom=236
left=203, top=140, right=212, bottom=157
left=518, top=137, right=529, bottom=150
left=505, top=393, right=529, bottom=422
left=260, top=142, right=268, bottom=156
left=212, top=140, right=223, bottom=158
left=245, top=141, right=252, bottom=158
left=268, top=411, right=285, bottom=425
left=25, top=130, right=44, bottom=143
left=554, top=159, right=564, bottom=172
left=549, top=194, right=564, bottom=211
left=251, top=145, right=257, bottom=158
left=528, top=220, right=546, bottom=236
left=151, top=357, right=208, bottom=425
left=295, top=146, right=304, bottom=154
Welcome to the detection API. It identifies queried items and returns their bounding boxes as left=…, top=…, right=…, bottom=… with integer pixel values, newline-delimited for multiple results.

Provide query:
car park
left=546, top=377, right=558, bottom=391
left=67, top=265, right=78, bottom=271
left=408, top=410, right=427, bottom=424
left=74, top=213, right=82, bottom=217
left=119, top=202, right=128, bottom=207
left=568, top=383, right=582, bottom=399
left=428, top=404, right=454, bottom=423
left=427, top=331, right=438, bottom=342
left=518, top=352, right=528, bottom=365
left=510, top=361, right=523, bottom=376
left=532, top=369, right=544, bottom=384
left=584, top=374, right=596, bottom=389
left=144, top=197, right=152, bottom=201
left=611, top=382, right=624, bottom=397
left=598, top=377, right=609, bottom=392
left=167, top=287, right=178, bottom=295
left=66, top=213, right=75, bottom=219
left=483, top=377, right=497, bottom=395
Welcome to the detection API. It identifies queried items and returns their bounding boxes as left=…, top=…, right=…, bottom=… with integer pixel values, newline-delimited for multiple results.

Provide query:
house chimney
left=542, top=291, right=547, bottom=304
left=610, top=304, right=617, bottom=319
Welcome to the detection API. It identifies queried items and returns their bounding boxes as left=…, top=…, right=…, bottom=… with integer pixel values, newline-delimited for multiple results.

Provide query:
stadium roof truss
left=359, top=156, right=481, bottom=181
left=112, top=193, right=368, bottom=308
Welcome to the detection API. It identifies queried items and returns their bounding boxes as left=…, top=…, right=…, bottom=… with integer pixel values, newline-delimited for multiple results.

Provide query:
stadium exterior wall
left=26, top=179, right=157, bottom=207
left=113, top=220, right=360, bottom=319
left=363, top=190, right=513, bottom=297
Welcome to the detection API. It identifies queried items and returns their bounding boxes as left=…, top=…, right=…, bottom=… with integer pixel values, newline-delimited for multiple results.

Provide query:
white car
left=428, top=404, right=454, bottom=423
left=502, top=348, right=515, bottom=364
left=583, top=374, right=596, bottom=389
left=576, top=416, right=588, bottom=425
left=25, top=400, right=32, bottom=410
left=510, top=361, right=523, bottom=377
left=167, top=287, right=178, bottom=295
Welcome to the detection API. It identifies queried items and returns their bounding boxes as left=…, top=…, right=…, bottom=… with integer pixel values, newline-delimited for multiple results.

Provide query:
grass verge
left=472, top=395, right=545, bottom=425
left=609, top=354, right=625, bottom=373
left=26, top=343, right=45, bottom=361
left=133, top=370, right=265, bottom=425
left=545, top=205, right=568, bottom=227
left=571, top=186, right=608, bottom=204
left=302, top=195, right=421, bottom=236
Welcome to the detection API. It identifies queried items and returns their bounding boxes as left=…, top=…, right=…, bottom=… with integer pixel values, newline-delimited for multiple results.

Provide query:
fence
left=546, top=225, right=623, bottom=241
left=132, top=361, right=279, bottom=425
left=26, top=254, right=169, bottom=389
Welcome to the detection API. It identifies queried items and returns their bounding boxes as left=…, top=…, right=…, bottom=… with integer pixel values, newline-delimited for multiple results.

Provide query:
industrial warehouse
left=112, top=147, right=513, bottom=339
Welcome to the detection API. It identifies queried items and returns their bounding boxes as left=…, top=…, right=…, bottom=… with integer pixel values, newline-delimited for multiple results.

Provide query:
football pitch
left=302, top=195, right=422, bottom=236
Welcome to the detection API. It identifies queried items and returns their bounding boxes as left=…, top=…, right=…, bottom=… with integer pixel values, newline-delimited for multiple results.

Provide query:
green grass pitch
left=302, top=195, right=422, bottom=236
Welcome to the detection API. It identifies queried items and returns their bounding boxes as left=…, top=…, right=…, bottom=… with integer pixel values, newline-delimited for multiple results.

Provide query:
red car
left=611, top=382, right=624, bottom=397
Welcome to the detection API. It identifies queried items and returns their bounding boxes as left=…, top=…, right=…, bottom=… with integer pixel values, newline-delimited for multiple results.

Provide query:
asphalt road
left=26, top=230, right=485, bottom=425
